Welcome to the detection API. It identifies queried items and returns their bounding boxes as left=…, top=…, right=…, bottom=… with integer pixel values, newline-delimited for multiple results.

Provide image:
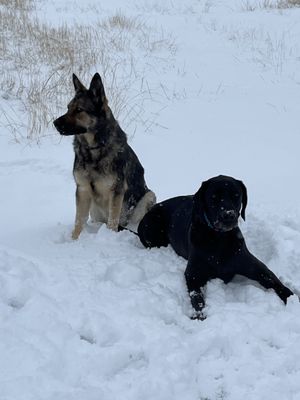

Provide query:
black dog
left=138, top=175, right=293, bottom=318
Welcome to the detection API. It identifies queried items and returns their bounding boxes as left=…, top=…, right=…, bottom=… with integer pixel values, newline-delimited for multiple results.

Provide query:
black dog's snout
left=220, top=210, right=236, bottom=222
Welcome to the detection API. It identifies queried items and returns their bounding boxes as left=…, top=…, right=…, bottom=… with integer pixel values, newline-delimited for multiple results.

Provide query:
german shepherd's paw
left=107, top=219, right=119, bottom=232
left=71, top=226, right=82, bottom=240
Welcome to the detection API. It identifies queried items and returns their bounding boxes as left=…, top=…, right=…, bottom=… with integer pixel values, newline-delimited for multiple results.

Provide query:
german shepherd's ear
left=72, top=74, right=86, bottom=92
left=89, top=73, right=106, bottom=104
left=238, top=180, right=248, bottom=221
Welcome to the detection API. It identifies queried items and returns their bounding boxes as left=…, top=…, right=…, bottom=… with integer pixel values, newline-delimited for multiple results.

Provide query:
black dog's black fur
left=138, top=175, right=293, bottom=318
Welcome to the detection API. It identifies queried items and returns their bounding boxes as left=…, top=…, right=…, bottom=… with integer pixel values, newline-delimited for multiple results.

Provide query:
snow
left=1, top=0, right=300, bottom=399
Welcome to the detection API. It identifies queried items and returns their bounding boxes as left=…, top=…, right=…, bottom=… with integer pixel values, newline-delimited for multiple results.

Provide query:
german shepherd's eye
left=76, top=107, right=84, bottom=113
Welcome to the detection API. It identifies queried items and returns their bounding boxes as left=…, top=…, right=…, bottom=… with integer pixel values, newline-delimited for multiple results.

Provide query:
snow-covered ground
left=1, top=0, right=300, bottom=399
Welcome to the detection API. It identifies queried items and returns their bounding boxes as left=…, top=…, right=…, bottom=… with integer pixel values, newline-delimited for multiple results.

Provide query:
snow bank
left=1, top=0, right=300, bottom=399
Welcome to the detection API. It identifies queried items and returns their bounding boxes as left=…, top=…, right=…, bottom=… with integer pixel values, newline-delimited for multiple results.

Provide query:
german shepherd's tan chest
left=74, top=168, right=118, bottom=219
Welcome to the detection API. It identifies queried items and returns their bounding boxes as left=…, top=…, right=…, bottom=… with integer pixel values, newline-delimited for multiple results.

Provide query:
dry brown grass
left=0, top=0, right=177, bottom=141
left=242, top=0, right=300, bottom=10
left=0, top=0, right=33, bottom=10
left=277, top=0, right=300, bottom=7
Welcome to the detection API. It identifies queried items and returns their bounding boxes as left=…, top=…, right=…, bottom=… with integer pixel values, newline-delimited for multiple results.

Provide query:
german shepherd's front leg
left=72, top=185, right=91, bottom=240
left=107, top=189, right=125, bottom=231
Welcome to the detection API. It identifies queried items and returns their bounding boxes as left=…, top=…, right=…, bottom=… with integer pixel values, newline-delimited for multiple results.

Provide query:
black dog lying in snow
left=137, top=175, right=293, bottom=318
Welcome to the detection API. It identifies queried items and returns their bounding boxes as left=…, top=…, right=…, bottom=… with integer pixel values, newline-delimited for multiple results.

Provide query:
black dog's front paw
left=191, top=310, right=206, bottom=321
left=189, top=291, right=206, bottom=320
left=278, top=286, right=293, bottom=304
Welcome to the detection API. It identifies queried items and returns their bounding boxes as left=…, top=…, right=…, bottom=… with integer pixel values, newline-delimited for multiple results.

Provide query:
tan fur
left=72, top=165, right=154, bottom=236
left=107, top=190, right=125, bottom=231
left=128, top=190, right=156, bottom=228
left=73, top=167, right=128, bottom=236
left=72, top=184, right=92, bottom=240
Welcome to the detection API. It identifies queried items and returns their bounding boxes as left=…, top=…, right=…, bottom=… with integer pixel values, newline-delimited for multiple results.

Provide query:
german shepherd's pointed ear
left=238, top=180, right=248, bottom=221
left=72, top=74, right=86, bottom=92
left=89, top=73, right=106, bottom=104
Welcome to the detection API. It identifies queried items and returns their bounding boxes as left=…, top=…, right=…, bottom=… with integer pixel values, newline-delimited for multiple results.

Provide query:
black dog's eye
left=76, top=107, right=83, bottom=113
left=234, top=193, right=239, bottom=197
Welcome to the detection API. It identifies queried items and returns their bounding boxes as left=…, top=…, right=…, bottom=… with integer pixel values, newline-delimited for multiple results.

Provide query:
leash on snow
left=118, top=225, right=139, bottom=236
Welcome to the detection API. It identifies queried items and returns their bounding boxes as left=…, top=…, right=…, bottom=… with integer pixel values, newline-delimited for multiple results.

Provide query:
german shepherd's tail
left=129, top=190, right=156, bottom=225
left=118, top=190, right=156, bottom=237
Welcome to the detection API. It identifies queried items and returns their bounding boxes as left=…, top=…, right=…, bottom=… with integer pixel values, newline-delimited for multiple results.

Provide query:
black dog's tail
left=118, top=225, right=139, bottom=236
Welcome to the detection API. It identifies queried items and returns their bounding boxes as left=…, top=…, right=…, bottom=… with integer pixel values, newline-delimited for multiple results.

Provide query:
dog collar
left=203, top=212, right=214, bottom=229
left=88, top=145, right=102, bottom=150
left=87, top=140, right=106, bottom=150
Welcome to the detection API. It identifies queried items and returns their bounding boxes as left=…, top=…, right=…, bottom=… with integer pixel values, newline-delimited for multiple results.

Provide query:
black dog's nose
left=220, top=210, right=236, bottom=222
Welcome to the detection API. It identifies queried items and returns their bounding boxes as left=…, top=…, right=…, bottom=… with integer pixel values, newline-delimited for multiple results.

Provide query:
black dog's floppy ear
left=238, top=180, right=248, bottom=221
left=89, top=73, right=106, bottom=104
left=193, top=180, right=209, bottom=205
left=72, top=73, right=86, bottom=92
left=192, top=179, right=210, bottom=223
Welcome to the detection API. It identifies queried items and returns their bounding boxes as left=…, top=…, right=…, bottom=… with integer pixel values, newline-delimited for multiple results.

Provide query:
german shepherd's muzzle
left=54, top=73, right=156, bottom=239
left=54, top=116, right=87, bottom=135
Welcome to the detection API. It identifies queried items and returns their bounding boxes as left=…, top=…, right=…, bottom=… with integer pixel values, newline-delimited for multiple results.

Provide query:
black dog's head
left=53, top=73, right=108, bottom=136
left=193, top=175, right=247, bottom=232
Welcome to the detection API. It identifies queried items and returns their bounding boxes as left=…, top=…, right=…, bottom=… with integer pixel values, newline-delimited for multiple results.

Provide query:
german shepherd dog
left=53, top=73, right=156, bottom=239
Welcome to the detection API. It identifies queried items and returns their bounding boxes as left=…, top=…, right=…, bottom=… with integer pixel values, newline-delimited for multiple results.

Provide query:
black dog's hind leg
left=137, top=204, right=169, bottom=248
left=237, top=253, right=293, bottom=304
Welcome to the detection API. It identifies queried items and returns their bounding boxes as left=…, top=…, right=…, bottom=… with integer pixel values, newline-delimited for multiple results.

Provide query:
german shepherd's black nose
left=53, top=117, right=63, bottom=130
left=53, top=117, right=68, bottom=135
left=53, top=113, right=87, bottom=136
